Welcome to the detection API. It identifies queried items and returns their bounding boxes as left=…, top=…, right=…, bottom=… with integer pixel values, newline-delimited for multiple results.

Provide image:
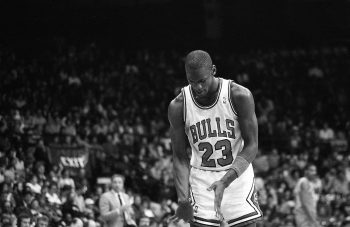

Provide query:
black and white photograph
left=0, top=0, right=349, bottom=227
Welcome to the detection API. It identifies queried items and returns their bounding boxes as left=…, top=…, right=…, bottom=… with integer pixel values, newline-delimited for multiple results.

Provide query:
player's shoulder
left=169, top=91, right=184, bottom=110
left=168, top=92, right=184, bottom=124
left=229, top=80, right=253, bottom=99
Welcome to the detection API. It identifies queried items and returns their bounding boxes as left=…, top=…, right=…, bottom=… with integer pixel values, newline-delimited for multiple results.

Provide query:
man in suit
left=99, top=174, right=136, bottom=227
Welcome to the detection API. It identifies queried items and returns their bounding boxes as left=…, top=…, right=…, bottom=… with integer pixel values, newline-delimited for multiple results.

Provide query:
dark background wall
left=1, top=0, right=350, bottom=51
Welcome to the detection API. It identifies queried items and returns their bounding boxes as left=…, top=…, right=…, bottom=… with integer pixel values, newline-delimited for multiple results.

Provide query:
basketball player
left=294, top=164, right=321, bottom=227
left=168, top=50, right=262, bottom=227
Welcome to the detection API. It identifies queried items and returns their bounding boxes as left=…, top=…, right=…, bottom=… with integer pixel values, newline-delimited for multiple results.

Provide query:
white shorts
left=189, top=165, right=263, bottom=227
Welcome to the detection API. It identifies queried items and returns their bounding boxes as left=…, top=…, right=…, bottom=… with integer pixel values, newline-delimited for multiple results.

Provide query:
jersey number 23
left=199, top=139, right=233, bottom=167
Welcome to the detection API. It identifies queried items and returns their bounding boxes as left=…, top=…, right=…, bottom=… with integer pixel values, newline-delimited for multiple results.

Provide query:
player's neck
left=210, top=77, right=220, bottom=94
left=205, top=77, right=220, bottom=97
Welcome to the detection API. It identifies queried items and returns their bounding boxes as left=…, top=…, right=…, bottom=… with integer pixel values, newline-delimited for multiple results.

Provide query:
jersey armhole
left=228, top=80, right=238, bottom=116
left=182, top=88, right=187, bottom=123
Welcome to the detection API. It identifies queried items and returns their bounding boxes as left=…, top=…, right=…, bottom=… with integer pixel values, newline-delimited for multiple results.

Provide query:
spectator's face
left=284, top=222, right=294, bottom=227
left=52, top=165, right=58, bottom=172
left=38, top=165, right=45, bottom=174
left=2, top=214, right=11, bottom=225
left=65, top=136, right=72, bottom=144
left=134, top=195, right=142, bottom=205
left=96, top=186, right=103, bottom=195
left=54, top=136, right=60, bottom=143
left=50, top=185, right=58, bottom=194
left=65, top=213, right=72, bottom=223
left=4, top=174, right=13, bottom=184
left=306, top=165, right=317, bottom=180
left=79, top=169, right=86, bottom=176
left=20, top=218, right=31, bottom=227
left=111, top=176, right=124, bottom=192
left=24, top=193, right=33, bottom=204
left=32, top=175, right=38, bottom=184
left=31, top=200, right=39, bottom=210
left=10, top=150, right=16, bottom=158
left=4, top=201, right=12, bottom=213
left=63, top=170, right=69, bottom=178
left=38, top=220, right=48, bottom=227
left=2, top=184, right=9, bottom=193
left=344, top=205, right=350, bottom=214
left=41, top=186, right=48, bottom=194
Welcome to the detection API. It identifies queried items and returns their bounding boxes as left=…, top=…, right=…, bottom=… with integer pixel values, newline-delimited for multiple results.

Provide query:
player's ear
left=212, top=65, right=217, bottom=76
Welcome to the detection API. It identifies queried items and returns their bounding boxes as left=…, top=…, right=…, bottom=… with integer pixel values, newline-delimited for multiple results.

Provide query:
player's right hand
left=207, top=180, right=226, bottom=222
left=168, top=200, right=194, bottom=223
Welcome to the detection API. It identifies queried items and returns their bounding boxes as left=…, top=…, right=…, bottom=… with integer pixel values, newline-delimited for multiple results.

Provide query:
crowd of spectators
left=0, top=40, right=349, bottom=227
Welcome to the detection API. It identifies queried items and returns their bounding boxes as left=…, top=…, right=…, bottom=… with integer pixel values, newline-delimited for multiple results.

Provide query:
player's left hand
left=207, top=180, right=226, bottom=221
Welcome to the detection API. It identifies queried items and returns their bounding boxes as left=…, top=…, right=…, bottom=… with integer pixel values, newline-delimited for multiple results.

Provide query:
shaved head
left=184, top=50, right=217, bottom=99
left=185, top=50, right=213, bottom=71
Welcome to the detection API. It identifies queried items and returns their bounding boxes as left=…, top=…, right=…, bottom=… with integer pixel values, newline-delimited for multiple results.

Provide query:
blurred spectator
left=17, top=212, right=32, bottom=227
left=139, top=216, right=151, bottom=227
left=35, top=215, right=49, bottom=227
left=46, top=182, right=62, bottom=205
left=72, top=183, right=87, bottom=215
left=70, top=218, right=84, bottom=227
left=26, top=174, right=42, bottom=194
left=15, top=187, right=34, bottom=215
left=1, top=200, right=17, bottom=227
left=319, top=123, right=335, bottom=142
left=59, top=169, right=75, bottom=190
left=99, top=174, right=136, bottom=227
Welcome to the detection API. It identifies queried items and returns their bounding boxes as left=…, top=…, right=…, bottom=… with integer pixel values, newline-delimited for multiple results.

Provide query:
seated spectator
left=46, top=183, right=62, bottom=205
left=319, top=122, right=335, bottom=142
left=70, top=218, right=84, bottom=227
left=332, top=171, right=350, bottom=195
left=36, top=215, right=49, bottom=227
left=17, top=211, right=33, bottom=227
left=15, top=187, right=34, bottom=215
left=72, top=183, right=87, bottom=215
left=58, top=169, right=75, bottom=190
left=1, top=200, right=16, bottom=226
left=139, top=216, right=151, bottom=227
left=35, top=162, right=47, bottom=186
left=26, top=174, right=42, bottom=194
left=44, top=113, right=62, bottom=135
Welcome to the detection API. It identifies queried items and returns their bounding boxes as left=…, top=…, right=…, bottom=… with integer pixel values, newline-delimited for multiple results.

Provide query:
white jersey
left=183, top=78, right=244, bottom=171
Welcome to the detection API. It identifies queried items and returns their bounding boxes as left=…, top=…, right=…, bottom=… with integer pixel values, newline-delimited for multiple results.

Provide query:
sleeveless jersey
left=183, top=78, right=244, bottom=171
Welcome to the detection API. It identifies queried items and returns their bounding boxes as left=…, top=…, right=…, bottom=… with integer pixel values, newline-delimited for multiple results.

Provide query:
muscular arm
left=220, top=83, right=258, bottom=187
left=168, top=93, right=191, bottom=202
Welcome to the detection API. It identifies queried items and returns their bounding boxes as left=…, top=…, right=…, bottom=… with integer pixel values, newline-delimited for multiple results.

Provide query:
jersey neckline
left=189, top=78, right=223, bottom=110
